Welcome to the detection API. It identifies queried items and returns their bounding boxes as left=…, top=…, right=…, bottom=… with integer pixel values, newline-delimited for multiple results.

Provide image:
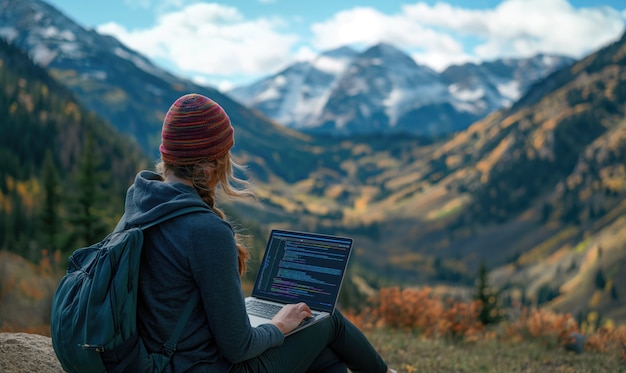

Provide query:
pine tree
left=68, top=132, right=109, bottom=248
left=41, top=150, right=60, bottom=250
left=595, top=268, right=607, bottom=290
left=475, top=261, right=504, bottom=325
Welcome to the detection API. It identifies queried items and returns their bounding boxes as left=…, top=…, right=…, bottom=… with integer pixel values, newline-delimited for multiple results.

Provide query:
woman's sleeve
left=187, top=217, right=284, bottom=363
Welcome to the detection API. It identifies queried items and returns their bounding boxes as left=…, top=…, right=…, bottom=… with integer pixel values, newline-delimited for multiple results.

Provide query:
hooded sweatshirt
left=118, top=170, right=284, bottom=372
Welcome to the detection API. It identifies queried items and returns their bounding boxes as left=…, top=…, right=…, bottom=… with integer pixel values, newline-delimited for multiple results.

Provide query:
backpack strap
left=140, top=206, right=210, bottom=231
left=161, top=292, right=199, bottom=358
left=139, top=206, right=207, bottom=359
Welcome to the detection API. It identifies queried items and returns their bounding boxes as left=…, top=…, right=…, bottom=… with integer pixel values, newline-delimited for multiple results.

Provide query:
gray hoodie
left=118, top=170, right=284, bottom=372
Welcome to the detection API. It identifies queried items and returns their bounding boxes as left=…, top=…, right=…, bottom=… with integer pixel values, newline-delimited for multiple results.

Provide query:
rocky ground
left=0, top=333, right=65, bottom=373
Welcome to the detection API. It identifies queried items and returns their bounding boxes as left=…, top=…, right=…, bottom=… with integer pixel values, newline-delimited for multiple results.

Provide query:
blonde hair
left=156, top=153, right=254, bottom=276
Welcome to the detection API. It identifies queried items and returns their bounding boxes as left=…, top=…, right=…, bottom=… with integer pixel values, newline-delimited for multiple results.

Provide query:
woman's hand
left=270, top=302, right=313, bottom=335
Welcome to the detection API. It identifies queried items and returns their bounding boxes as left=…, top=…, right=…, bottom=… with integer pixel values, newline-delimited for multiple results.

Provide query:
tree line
left=0, top=38, right=148, bottom=263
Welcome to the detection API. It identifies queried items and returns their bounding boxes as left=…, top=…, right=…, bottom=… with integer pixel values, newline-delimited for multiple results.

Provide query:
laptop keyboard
left=246, top=300, right=283, bottom=319
left=246, top=300, right=321, bottom=320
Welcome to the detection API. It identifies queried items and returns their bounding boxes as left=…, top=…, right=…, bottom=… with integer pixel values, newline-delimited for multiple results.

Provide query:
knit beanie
left=160, top=93, right=234, bottom=165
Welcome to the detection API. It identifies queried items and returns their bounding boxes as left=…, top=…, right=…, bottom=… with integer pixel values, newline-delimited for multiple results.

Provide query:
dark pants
left=229, top=310, right=387, bottom=373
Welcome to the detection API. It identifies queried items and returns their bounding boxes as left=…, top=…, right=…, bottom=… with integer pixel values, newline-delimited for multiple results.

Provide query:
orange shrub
left=500, top=307, right=578, bottom=347
left=361, top=286, right=487, bottom=340
left=438, top=299, right=484, bottom=341
left=348, top=286, right=624, bottom=350
left=585, top=324, right=626, bottom=354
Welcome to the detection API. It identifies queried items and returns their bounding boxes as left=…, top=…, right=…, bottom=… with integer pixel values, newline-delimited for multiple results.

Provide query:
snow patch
left=449, top=84, right=485, bottom=102
left=30, top=44, right=57, bottom=66
left=0, top=27, right=18, bottom=42
left=313, top=56, right=349, bottom=75
left=273, top=75, right=287, bottom=87
left=255, top=86, right=281, bottom=102
left=496, top=81, right=521, bottom=101
left=38, top=26, right=75, bottom=41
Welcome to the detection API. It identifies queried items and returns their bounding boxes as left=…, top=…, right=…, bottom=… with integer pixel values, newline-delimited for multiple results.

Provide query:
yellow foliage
left=518, top=226, right=577, bottom=265
left=500, top=111, right=525, bottom=129
left=588, top=290, right=603, bottom=308
left=2, top=197, right=11, bottom=214
left=64, top=101, right=81, bottom=122
left=6, top=175, right=15, bottom=191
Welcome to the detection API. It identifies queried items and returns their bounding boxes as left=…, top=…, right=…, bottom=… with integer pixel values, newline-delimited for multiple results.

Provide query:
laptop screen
left=251, top=230, right=353, bottom=313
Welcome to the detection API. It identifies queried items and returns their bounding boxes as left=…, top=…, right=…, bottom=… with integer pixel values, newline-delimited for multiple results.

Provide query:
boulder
left=0, top=332, right=65, bottom=373
left=564, top=332, right=586, bottom=354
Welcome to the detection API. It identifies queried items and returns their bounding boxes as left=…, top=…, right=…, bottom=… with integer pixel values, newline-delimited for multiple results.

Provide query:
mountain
left=230, top=43, right=574, bottom=136
left=0, top=0, right=317, bottom=182
left=315, top=43, right=452, bottom=135
left=229, top=46, right=358, bottom=129
left=441, top=54, right=573, bottom=116
left=3, top=0, right=626, bottom=323
left=233, top=29, right=626, bottom=321
left=0, top=36, right=149, bottom=256
left=362, top=30, right=626, bottom=320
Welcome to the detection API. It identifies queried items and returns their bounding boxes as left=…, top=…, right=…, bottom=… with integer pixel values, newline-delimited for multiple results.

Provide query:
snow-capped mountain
left=1, top=0, right=574, bottom=141
left=230, top=44, right=574, bottom=136
left=228, top=46, right=358, bottom=129
left=314, top=43, right=452, bottom=135
left=0, top=0, right=176, bottom=84
left=441, top=54, right=574, bottom=115
left=0, top=0, right=228, bottom=155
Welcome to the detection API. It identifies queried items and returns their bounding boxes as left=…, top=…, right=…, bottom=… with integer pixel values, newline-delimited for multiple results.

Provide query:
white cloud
left=97, top=3, right=299, bottom=80
left=99, top=0, right=626, bottom=86
left=309, top=6, right=471, bottom=71
left=403, top=0, right=626, bottom=61
left=311, top=7, right=462, bottom=53
left=309, top=0, right=625, bottom=71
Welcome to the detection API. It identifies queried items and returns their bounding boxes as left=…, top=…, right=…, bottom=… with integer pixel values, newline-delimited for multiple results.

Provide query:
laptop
left=245, top=229, right=353, bottom=336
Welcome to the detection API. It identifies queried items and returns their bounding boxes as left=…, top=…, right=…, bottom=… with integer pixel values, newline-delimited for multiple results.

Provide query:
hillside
left=331, top=32, right=626, bottom=319
left=2, top=0, right=626, bottom=327
left=0, top=37, right=149, bottom=257
left=227, top=30, right=626, bottom=322
left=0, top=0, right=319, bottom=184
left=230, top=43, right=572, bottom=136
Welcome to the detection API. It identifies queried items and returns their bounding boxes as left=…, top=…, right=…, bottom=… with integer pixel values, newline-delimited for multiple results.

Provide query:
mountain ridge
left=229, top=43, right=574, bottom=137
left=3, top=0, right=626, bottom=323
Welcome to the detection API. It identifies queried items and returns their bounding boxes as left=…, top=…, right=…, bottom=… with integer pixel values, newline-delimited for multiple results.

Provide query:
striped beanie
left=160, top=93, right=234, bottom=165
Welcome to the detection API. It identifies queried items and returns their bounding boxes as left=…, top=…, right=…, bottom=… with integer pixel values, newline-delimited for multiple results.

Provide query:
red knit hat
left=160, top=94, right=234, bottom=165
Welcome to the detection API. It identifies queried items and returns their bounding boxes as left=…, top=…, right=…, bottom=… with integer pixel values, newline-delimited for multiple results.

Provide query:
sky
left=44, top=0, right=626, bottom=91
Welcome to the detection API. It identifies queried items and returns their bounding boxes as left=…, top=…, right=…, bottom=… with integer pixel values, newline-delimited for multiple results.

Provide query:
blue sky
left=45, top=0, right=626, bottom=91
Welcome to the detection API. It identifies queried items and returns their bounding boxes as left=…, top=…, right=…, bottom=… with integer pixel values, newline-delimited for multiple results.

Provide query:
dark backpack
left=50, top=206, right=207, bottom=373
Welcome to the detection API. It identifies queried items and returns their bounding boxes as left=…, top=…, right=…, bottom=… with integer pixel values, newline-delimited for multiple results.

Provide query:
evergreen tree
left=41, top=150, right=60, bottom=250
left=595, top=269, right=607, bottom=290
left=475, top=261, right=504, bottom=325
left=610, top=283, right=618, bottom=300
left=68, top=132, right=109, bottom=248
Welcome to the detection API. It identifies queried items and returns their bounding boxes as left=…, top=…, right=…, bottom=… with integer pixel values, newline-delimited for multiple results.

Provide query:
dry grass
left=366, top=328, right=625, bottom=373
left=346, top=286, right=626, bottom=372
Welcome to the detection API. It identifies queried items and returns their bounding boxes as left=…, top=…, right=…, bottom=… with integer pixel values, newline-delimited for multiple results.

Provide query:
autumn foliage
left=344, top=285, right=626, bottom=358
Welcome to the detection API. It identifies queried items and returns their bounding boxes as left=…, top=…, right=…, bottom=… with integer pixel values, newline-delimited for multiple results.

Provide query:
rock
left=564, top=332, right=586, bottom=354
left=0, top=332, right=65, bottom=373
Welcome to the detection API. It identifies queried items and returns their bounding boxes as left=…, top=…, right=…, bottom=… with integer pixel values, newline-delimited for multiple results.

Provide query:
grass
left=364, top=328, right=626, bottom=373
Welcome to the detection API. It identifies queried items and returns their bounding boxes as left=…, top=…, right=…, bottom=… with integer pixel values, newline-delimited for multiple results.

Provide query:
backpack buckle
left=162, top=342, right=177, bottom=358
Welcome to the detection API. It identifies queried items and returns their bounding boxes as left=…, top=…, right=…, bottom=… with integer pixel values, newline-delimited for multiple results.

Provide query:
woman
left=120, top=93, right=395, bottom=372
